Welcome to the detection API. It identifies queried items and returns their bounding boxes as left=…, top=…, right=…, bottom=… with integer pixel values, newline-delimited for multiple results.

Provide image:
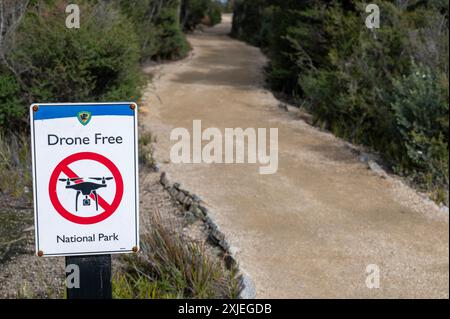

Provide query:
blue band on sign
left=33, top=104, right=134, bottom=120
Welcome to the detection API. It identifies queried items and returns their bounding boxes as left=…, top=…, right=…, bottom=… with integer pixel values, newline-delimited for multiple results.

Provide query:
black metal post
left=65, top=254, right=112, bottom=299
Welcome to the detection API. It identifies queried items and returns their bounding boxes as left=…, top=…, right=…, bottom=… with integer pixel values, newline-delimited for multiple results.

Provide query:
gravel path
left=141, top=15, right=449, bottom=298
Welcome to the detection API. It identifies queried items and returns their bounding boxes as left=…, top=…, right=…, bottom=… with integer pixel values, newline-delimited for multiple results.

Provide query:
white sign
left=30, top=103, right=139, bottom=257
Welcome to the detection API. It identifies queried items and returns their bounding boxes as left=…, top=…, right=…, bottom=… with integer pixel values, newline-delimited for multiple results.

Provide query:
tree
left=0, top=0, right=29, bottom=85
left=180, top=0, right=209, bottom=30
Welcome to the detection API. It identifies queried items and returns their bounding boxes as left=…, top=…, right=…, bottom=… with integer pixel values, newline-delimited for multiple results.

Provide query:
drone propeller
left=59, top=178, right=83, bottom=182
left=89, top=177, right=113, bottom=181
left=89, top=177, right=114, bottom=184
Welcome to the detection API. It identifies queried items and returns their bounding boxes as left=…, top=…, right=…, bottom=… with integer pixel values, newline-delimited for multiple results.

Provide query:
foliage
left=0, top=71, right=23, bottom=130
left=231, top=0, right=268, bottom=45
left=9, top=2, right=142, bottom=104
left=232, top=0, right=449, bottom=201
left=222, top=0, right=235, bottom=13
left=115, top=0, right=190, bottom=61
left=207, top=1, right=223, bottom=26
left=0, top=0, right=222, bottom=134
left=182, top=0, right=208, bottom=30
left=391, top=63, right=449, bottom=196
left=0, top=1, right=145, bottom=133
left=0, top=0, right=211, bottom=134
left=181, top=0, right=222, bottom=30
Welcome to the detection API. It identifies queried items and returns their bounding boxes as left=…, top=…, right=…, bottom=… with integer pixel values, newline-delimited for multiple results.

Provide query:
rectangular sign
left=30, top=103, right=139, bottom=257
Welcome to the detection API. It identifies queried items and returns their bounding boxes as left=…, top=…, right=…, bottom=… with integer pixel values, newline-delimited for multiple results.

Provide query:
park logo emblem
left=77, top=111, right=92, bottom=126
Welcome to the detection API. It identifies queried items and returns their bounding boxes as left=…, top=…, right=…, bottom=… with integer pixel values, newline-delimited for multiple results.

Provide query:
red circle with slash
left=49, top=152, right=124, bottom=225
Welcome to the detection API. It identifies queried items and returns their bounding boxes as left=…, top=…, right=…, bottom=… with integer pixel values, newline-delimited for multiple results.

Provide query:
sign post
left=66, top=255, right=112, bottom=299
left=30, top=103, right=139, bottom=299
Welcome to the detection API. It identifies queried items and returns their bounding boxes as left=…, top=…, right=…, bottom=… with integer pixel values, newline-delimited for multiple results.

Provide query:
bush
left=0, top=72, right=23, bottom=131
left=231, top=0, right=268, bottom=45
left=156, top=6, right=191, bottom=59
left=223, top=0, right=235, bottom=13
left=181, top=0, right=210, bottom=30
left=116, top=0, right=190, bottom=61
left=268, top=3, right=328, bottom=95
left=391, top=63, right=449, bottom=192
left=301, top=2, right=410, bottom=148
left=208, top=1, right=223, bottom=26
left=7, top=2, right=142, bottom=104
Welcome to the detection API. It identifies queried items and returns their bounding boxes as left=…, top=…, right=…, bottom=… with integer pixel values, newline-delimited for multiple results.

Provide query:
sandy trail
left=141, top=15, right=449, bottom=298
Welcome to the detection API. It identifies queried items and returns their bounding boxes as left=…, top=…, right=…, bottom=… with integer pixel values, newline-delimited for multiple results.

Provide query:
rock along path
left=141, top=15, right=449, bottom=298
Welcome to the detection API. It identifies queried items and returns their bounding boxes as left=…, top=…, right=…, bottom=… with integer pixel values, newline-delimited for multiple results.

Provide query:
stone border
left=343, top=142, right=449, bottom=214
left=159, top=172, right=256, bottom=299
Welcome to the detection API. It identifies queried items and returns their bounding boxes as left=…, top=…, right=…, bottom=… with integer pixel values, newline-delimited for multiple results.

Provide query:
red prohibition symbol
left=49, top=152, right=124, bottom=225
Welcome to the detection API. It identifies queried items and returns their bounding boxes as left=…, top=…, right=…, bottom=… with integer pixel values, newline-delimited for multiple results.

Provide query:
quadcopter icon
left=58, top=177, right=114, bottom=212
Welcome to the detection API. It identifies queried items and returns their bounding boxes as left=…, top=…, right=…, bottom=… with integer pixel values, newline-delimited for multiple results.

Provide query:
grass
left=0, top=209, right=33, bottom=263
left=0, top=133, right=32, bottom=200
left=138, top=130, right=156, bottom=169
left=16, top=275, right=64, bottom=299
left=113, top=210, right=240, bottom=299
left=431, top=186, right=449, bottom=207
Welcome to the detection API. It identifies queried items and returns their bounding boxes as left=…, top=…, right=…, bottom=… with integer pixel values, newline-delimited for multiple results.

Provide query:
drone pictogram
left=58, top=177, right=114, bottom=212
left=49, top=152, right=124, bottom=225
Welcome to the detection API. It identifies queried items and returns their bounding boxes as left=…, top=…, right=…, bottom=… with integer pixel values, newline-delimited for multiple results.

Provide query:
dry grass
left=113, top=210, right=240, bottom=299
left=138, top=130, right=156, bottom=169
left=0, top=133, right=32, bottom=200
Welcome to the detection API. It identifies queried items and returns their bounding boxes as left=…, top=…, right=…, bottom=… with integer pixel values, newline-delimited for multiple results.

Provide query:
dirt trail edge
left=141, top=15, right=449, bottom=298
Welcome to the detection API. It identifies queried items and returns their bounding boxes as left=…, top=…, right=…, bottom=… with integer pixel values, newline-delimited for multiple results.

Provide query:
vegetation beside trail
left=0, top=0, right=223, bottom=133
left=113, top=211, right=240, bottom=299
left=116, top=0, right=190, bottom=61
left=0, top=0, right=221, bottom=197
left=181, top=0, right=223, bottom=30
left=232, top=0, right=449, bottom=204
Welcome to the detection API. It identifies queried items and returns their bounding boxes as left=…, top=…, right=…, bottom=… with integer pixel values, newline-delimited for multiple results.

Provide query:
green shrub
left=155, top=6, right=191, bottom=60
left=267, top=3, right=328, bottom=95
left=116, top=0, right=190, bottom=61
left=391, top=63, right=449, bottom=192
left=301, top=2, right=409, bottom=148
left=231, top=0, right=268, bottom=45
left=7, top=2, right=142, bottom=104
left=223, top=0, right=235, bottom=13
left=0, top=72, right=23, bottom=131
left=208, top=1, right=223, bottom=26
left=300, top=1, right=449, bottom=196
left=181, top=0, right=210, bottom=30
